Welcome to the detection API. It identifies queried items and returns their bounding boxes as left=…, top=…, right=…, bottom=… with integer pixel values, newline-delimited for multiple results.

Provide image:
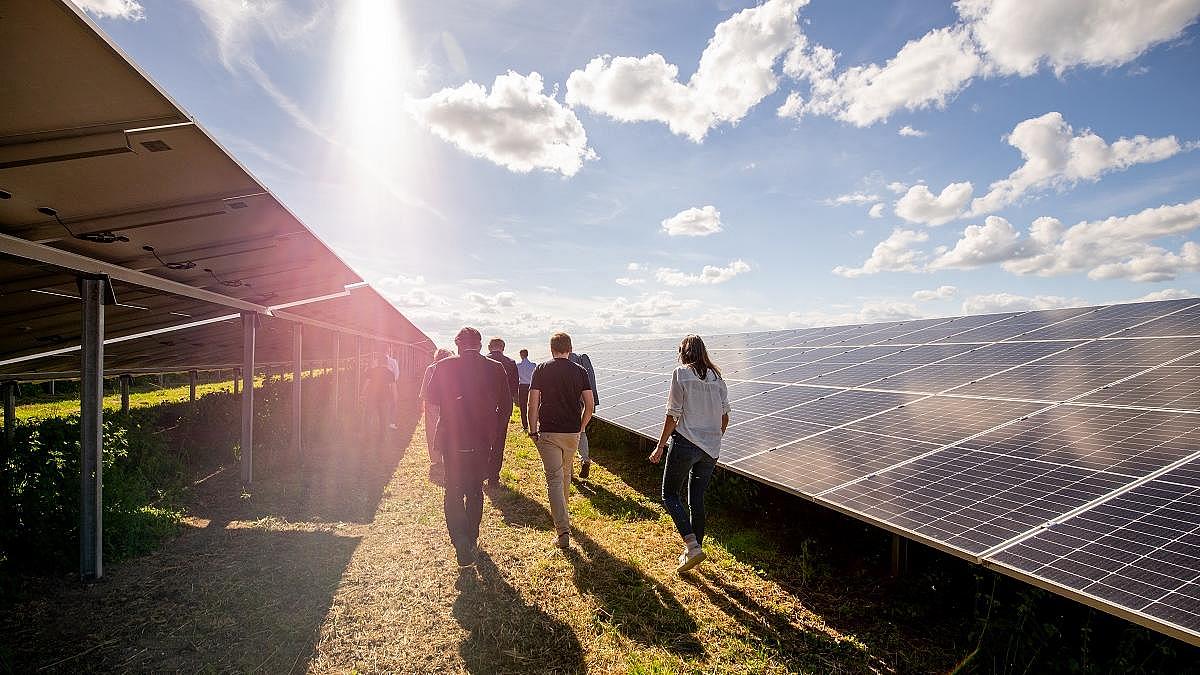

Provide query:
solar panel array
left=584, top=298, right=1200, bottom=646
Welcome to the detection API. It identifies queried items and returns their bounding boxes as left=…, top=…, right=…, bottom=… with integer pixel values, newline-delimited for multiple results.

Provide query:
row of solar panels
left=584, top=298, right=1200, bottom=646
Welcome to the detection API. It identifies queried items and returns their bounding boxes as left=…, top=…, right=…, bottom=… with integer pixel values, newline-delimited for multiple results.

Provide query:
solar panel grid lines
left=980, top=445, right=1200, bottom=560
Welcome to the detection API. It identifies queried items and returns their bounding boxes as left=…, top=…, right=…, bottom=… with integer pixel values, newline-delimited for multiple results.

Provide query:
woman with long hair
left=649, top=334, right=730, bottom=573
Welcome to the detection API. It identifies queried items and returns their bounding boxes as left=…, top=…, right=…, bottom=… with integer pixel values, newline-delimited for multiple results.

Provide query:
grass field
left=15, top=379, right=239, bottom=422
left=0, top=399, right=972, bottom=673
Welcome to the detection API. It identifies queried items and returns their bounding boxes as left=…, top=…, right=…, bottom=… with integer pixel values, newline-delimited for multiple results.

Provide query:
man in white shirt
left=385, top=348, right=400, bottom=430
left=515, top=348, right=536, bottom=433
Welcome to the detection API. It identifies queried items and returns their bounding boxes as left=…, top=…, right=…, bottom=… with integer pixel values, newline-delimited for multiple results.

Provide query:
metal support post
left=157, top=373, right=164, bottom=388
left=354, top=335, right=362, bottom=409
left=49, top=379, right=55, bottom=395
left=119, top=374, right=130, bottom=413
left=2, top=381, right=14, bottom=446
left=241, top=312, right=256, bottom=485
left=233, top=369, right=240, bottom=395
left=189, top=370, right=198, bottom=402
left=890, top=533, right=906, bottom=578
left=333, top=334, right=341, bottom=411
left=80, top=276, right=105, bottom=581
left=292, top=323, right=302, bottom=459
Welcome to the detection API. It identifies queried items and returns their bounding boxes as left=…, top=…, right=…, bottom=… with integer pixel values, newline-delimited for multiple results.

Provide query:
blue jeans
left=661, top=432, right=718, bottom=546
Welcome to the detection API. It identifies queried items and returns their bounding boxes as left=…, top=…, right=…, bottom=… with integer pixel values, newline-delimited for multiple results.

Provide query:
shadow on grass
left=0, top=524, right=360, bottom=673
left=572, top=479, right=660, bottom=522
left=488, top=484, right=702, bottom=657
left=0, top=400, right=422, bottom=673
left=454, top=551, right=586, bottom=674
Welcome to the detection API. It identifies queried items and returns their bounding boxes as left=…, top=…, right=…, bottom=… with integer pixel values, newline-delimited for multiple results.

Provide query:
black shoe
left=579, top=461, right=591, bottom=480
left=455, top=542, right=477, bottom=567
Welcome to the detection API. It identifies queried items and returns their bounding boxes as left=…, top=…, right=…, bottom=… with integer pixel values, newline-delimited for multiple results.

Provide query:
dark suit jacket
left=569, top=352, right=598, bottom=407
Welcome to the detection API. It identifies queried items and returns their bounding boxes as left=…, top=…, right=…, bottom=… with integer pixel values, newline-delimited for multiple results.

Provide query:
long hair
left=678, top=334, right=721, bottom=380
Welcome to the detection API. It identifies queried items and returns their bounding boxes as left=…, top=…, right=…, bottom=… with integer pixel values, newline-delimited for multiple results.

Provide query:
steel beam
left=0, top=232, right=273, bottom=315
left=333, top=333, right=341, bottom=412
left=79, top=276, right=105, bottom=581
left=354, top=335, right=362, bottom=411
left=292, top=324, right=302, bottom=459
left=189, top=370, right=197, bottom=402
left=241, top=313, right=256, bottom=485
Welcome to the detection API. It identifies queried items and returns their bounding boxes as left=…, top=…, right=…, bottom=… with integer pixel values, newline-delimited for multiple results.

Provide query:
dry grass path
left=1, top=402, right=961, bottom=673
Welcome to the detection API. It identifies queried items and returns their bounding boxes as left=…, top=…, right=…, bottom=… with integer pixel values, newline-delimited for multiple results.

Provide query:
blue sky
left=79, top=0, right=1200, bottom=349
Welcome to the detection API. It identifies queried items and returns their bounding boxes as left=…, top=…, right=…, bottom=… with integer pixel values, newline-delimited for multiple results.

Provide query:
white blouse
left=666, top=365, right=731, bottom=458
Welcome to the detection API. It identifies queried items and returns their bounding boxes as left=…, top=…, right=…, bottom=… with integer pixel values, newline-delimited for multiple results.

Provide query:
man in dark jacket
left=424, top=327, right=511, bottom=566
left=485, top=337, right=518, bottom=485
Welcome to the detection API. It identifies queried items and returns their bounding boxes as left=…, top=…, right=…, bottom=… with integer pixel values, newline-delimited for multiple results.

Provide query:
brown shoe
left=552, top=533, right=570, bottom=549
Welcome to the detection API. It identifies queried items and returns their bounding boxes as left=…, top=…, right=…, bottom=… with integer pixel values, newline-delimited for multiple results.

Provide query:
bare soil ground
left=1, top=401, right=965, bottom=673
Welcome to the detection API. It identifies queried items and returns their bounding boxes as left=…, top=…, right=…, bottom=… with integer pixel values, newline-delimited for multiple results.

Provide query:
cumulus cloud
left=961, top=292, right=1086, bottom=314
left=868, top=203, right=886, bottom=219
left=1132, top=288, right=1197, bottom=302
left=656, top=260, right=752, bottom=286
left=898, top=125, right=927, bottom=137
left=660, top=205, right=724, bottom=237
left=959, top=0, right=1200, bottom=76
left=73, top=0, right=144, bottom=19
left=928, top=216, right=1026, bottom=269
left=824, top=191, right=879, bottom=206
left=615, top=277, right=645, bottom=286
left=913, top=285, right=958, bottom=301
left=412, top=71, right=597, bottom=176
left=567, top=0, right=808, bottom=141
left=833, top=228, right=929, bottom=277
left=465, top=291, right=518, bottom=313
left=970, top=112, right=1189, bottom=215
left=780, top=26, right=982, bottom=126
left=931, top=198, right=1200, bottom=282
left=894, top=181, right=974, bottom=225
left=779, top=1, right=1200, bottom=127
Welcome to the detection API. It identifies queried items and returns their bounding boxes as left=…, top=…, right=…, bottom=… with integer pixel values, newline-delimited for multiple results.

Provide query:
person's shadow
left=488, top=485, right=701, bottom=657
left=453, top=551, right=586, bottom=674
left=572, top=480, right=660, bottom=522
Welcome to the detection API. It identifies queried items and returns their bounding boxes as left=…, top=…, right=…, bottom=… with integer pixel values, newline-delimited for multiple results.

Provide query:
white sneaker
left=676, top=548, right=706, bottom=573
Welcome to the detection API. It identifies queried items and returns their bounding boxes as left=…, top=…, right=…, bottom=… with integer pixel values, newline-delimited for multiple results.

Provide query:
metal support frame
left=79, top=276, right=105, bottom=581
left=234, top=368, right=240, bottom=395
left=188, top=370, right=197, bottom=402
left=292, top=323, right=302, bottom=459
left=333, top=334, right=341, bottom=412
left=240, top=312, right=256, bottom=485
left=2, top=381, right=15, bottom=446
left=119, top=374, right=130, bottom=413
left=890, top=534, right=907, bottom=578
left=354, top=335, right=362, bottom=410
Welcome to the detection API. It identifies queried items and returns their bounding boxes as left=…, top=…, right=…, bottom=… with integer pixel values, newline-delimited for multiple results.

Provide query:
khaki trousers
left=535, top=432, right=579, bottom=536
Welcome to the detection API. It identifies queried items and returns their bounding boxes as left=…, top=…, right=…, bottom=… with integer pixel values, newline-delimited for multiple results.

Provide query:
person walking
left=419, top=347, right=453, bottom=466
left=384, top=347, right=401, bottom=430
left=424, top=328, right=511, bottom=566
left=359, top=354, right=394, bottom=448
left=515, top=349, right=536, bottom=432
left=527, top=332, right=594, bottom=549
left=568, top=350, right=599, bottom=479
left=649, top=334, right=729, bottom=573
left=484, top=338, right=518, bottom=485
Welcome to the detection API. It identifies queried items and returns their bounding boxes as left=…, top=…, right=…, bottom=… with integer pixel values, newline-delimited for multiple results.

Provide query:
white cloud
left=626, top=262, right=644, bottom=271
left=970, top=112, right=1189, bottom=215
left=779, top=1, right=1200, bottom=127
left=656, top=260, right=752, bottom=286
left=1131, top=288, right=1197, bottom=302
left=825, top=191, right=879, bottom=206
left=886, top=181, right=909, bottom=194
left=781, top=26, right=982, bottom=126
left=894, top=181, right=974, bottom=225
left=961, top=292, right=1085, bottom=314
left=660, top=205, right=724, bottom=237
left=412, top=71, right=597, bottom=176
left=868, top=203, right=886, bottom=219
left=615, top=277, right=646, bottom=286
left=832, top=228, right=929, bottom=277
left=959, top=0, right=1200, bottom=76
left=898, top=125, right=927, bottom=137
left=465, top=291, right=518, bottom=313
left=929, top=198, right=1200, bottom=282
left=928, top=216, right=1025, bottom=269
left=913, top=285, right=958, bottom=301
left=566, top=0, right=808, bottom=142
left=73, top=0, right=144, bottom=20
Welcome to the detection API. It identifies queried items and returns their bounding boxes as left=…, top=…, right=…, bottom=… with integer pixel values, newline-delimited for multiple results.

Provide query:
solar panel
left=586, top=298, right=1200, bottom=645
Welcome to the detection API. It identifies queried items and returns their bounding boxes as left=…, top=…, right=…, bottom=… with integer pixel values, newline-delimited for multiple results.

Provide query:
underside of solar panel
left=585, top=298, right=1200, bottom=647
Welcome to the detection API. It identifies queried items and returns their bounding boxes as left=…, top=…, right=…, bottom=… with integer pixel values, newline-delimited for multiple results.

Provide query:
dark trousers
left=444, top=449, right=487, bottom=550
left=517, top=384, right=530, bottom=431
left=488, top=405, right=513, bottom=480
left=661, top=432, right=718, bottom=546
